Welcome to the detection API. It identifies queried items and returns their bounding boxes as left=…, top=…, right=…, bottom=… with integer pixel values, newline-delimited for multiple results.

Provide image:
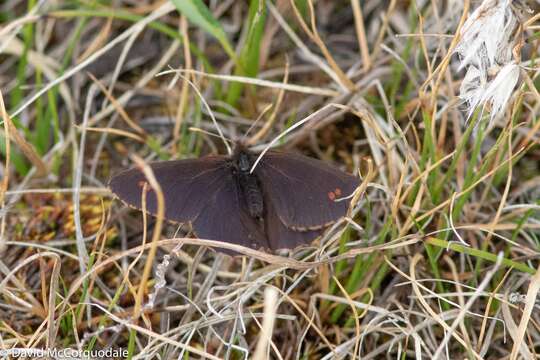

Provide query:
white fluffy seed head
left=455, top=0, right=518, bottom=70
left=454, top=0, right=524, bottom=124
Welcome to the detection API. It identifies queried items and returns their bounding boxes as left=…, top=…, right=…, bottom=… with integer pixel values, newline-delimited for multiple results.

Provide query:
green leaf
left=426, top=237, right=535, bottom=275
left=226, top=0, right=267, bottom=106
left=169, top=0, right=235, bottom=59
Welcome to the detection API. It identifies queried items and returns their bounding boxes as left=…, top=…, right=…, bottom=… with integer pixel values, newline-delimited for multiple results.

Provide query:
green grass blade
left=330, top=219, right=392, bottom=323
left=426, top=237, right=535, bottom=275
left=170, top=0, right=236, bottom=59
left=226, top=0, right=267, bottom=106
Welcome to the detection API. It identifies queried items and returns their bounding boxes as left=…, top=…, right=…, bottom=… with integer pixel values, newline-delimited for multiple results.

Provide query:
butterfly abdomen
left=238, top=174, right=264, bottom=219
left=233, top=150, right=265, bottom=219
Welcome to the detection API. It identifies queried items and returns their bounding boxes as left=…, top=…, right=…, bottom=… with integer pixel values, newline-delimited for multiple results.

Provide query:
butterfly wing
left=264, top=191, right=324, bottom=250
left=109, top=150, right=355, bottom=253
left=256, top=151, right=358, bottom=230
left=192, top=173, right=268, bottom=251
left=109, top=156, right=228, bottom=222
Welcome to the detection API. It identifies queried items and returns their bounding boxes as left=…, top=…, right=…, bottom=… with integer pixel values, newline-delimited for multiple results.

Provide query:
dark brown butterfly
left=109, top=145, right=357, bottom=252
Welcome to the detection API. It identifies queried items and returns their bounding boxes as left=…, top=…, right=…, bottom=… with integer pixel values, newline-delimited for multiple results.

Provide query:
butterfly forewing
left=109, top=156, right=228, bottom=222
left=257, top=151, right=358, bottom=230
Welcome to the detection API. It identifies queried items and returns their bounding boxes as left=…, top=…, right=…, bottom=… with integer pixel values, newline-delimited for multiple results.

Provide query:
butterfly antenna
left=189, top=127, right=233, bottom=144
left=241, top=103, right=273, bottom=143
left=168, top=71, right=232, bottom=155
left=250, top=103, right=345, bottom=173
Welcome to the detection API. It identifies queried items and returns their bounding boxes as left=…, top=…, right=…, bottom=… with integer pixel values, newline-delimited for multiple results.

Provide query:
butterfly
left=109, top=145, right=358, bottom=252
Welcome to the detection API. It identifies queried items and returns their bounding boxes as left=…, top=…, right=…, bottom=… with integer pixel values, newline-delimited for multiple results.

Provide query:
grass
left=1, top=0, right=539, bottom=359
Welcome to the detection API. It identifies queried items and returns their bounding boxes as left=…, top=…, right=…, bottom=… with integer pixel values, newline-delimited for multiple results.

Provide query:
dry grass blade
left=45, top=254, right=61, bottom=349
left=9, top=2, right=176, bottom=119
left=253, top=286, right=279, bottom=360
left=333, top=276, right=361, bottom=360
left=288, top=0, right=355, bottom=91
left=432, top=254, right=503, bottom=358
left=1, top=0, right=538, bottom=357
left=250, top=103, right=352, bottom=172
left=172, top=15, right=193, bottom=154
left=159, top=68, right=340, bottom=97
left=350, top=0, right=371, bottom=71
left=77, top=17, right=113, bottom=62
left=129, top=155, right=165, bottom=322
left=0, top=90, right=11, bottom=250
left=0, top=91, right=47, bottom=177
left=77, top=125, right=145, bottom=143
left=87, top=72, right=146, bottom=136
left=167, top=72, right=232, bottom=154
left=510, top=265, right=540, bottom=360
left=247, top=59, right=289, bottom=145
left=388, top=254, right=483, bottom=359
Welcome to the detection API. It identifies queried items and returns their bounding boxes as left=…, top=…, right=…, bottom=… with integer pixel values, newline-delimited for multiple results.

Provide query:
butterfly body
left=109, top=146, right=358, bottom=253
left=232, top=149, right=265, bottom=219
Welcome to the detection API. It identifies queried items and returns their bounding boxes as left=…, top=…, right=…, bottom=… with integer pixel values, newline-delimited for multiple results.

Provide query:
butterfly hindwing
left=192, top=172, right=268, bottom=251
left=264, top=191, right=324, bottom=250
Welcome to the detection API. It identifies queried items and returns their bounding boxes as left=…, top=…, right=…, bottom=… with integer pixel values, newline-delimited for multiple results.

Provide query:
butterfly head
left=237, top=152, right=251, bottom=172
left=232, top=143, right=256, bottom=173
